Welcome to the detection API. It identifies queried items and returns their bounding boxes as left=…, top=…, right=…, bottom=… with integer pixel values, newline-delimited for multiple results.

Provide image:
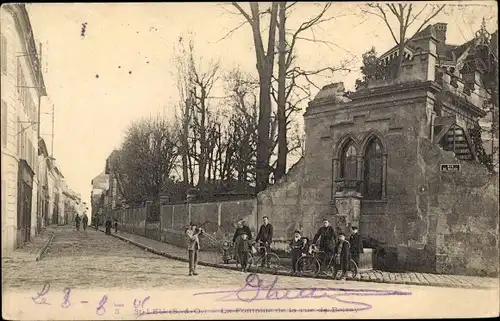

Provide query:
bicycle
left=295, top=244, right=358, bottom=279
left=235, top=241, right=282, bottom=274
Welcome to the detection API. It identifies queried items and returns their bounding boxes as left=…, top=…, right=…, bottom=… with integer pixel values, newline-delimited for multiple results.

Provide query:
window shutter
left=1, top=100, right=6, bottom=148
left=1, top=34, right=6, bottom=75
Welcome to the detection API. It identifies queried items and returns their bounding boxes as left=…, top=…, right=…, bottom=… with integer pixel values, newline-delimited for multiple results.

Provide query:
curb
left=35, top=232, right=55, bottom=262
left=101, top=230, right=492, bottom=290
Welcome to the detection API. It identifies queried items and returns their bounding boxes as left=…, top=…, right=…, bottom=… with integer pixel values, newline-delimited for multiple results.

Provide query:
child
left=237, top=233, right=252, bottom=272
left=333, top=233, right=351, bottom=280
left=289, top=230, right=303, bottom=274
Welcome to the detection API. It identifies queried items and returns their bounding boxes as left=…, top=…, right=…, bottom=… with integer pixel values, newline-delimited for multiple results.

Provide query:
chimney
left=434, top=23, right=447, bottom=55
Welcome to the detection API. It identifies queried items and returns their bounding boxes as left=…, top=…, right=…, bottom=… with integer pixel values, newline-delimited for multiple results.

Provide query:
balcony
left=335, top=179, right=363, bottom=193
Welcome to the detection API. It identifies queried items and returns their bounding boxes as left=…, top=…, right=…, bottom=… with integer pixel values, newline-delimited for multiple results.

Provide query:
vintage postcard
left=1, top=1, right=499, bottom=320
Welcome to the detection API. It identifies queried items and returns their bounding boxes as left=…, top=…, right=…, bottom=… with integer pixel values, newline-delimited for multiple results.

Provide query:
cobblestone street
left=2, top=226, right=499, bottom=320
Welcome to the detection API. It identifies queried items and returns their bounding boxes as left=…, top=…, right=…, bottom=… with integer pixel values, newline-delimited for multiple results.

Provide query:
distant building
left=1, top=4, right=47, bottom=255
left=91, top=172, right=109, bottom=224
left=37, top=137, right=50, bottom=231
left=104, top=150, right=125, bottom=211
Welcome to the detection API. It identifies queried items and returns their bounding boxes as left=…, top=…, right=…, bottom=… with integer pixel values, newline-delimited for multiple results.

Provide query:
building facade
left=37, top=137, right=50, bottom=231
left=91, top=172, right=109, bottom=226
left=296, top=22, right=498, bottom=276
left=1, top=4, right=47, bottom=255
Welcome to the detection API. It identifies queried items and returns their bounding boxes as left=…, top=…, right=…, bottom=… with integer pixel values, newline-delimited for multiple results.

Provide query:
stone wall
left=421, top=138, right=499, bottom=276
left=158, top=199, right=257, bottom=250
left=115, top=207, right=147, bottom=236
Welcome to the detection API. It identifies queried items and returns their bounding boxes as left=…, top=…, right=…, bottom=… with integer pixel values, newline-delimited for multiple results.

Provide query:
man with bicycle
left=255, top=216, right=273, bottom=268
left=312, top=218, right=336, bottom=274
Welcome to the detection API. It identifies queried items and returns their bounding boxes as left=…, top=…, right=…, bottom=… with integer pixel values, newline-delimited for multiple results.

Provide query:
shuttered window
left=1, top=100, right=6, bottom=148
left=1, top=34, right=6, bottom=75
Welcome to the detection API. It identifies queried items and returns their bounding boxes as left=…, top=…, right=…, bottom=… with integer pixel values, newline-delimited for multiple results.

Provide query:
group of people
left=74, top=213, right=89, bottom=231
left=184, top=216, right=363, bottom=279
left=304, top=218, right=363, bottom=280
left=75, top=214, right=118, bottom=235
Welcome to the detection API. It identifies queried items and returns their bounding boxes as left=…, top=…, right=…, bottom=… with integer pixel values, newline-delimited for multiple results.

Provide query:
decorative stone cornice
left=3, top=4, right=47, bottom=96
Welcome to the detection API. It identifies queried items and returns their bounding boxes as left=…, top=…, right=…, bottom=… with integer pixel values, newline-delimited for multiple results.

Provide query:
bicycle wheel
left=350, top=259, right=358, bottom=278
left=296, top=255, right=321, bottom=277
left=259, top=253, right=281, bottom=274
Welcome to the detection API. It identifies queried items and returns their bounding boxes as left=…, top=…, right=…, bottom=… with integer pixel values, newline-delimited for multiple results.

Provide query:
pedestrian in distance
left=333, top=233, right=351, bottom=280
left=237, top=233, right=252, bottom=272
left=255, top=216, right=273, bottom=267
left=82, top=213, right=89, bottom=231
left=93, top=215, right=99, bottom=231
left=105, top=217, right=112, bottom=235
left=113, top=217, right=118, bottom=233
left=312, top=218, right=337, bottom=273
left=232, top=220, right=252, bottom=263
left=185, top=222, right=203, bottom=276
left=349, top=226, right=363, bottom=267
left=75, top=214, right=81, bottom=231
left=288, top=230, right=303, bottom=275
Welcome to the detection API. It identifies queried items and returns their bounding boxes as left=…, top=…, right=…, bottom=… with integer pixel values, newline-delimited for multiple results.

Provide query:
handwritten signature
left=192, top=274, right=412, bottom=311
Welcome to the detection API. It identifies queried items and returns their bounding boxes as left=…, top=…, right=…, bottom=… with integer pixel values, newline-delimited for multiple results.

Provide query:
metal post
left=51, top=103, right=54, bottom=157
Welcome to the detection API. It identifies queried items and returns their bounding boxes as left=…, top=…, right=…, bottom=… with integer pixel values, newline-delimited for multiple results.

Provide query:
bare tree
left=173, top=35, right=195, bottom=185
left=172, top=36, right=220, bottom=187
left=115, top=116, right=180, bottom=205
left=359, top=3, right=445, bottom=77
left=232, top=2, right=279, bottom=193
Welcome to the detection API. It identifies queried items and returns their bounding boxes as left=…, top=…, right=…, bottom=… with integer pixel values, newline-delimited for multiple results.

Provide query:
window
left=363, top=138, right=383, bottom=199
left=17, top=117, right=21, bottom=156
left=1, top=34, right=6, bottom=75
left=1, top=100, right=6, bottom=148
left=340, top=142, right=357, bottom=180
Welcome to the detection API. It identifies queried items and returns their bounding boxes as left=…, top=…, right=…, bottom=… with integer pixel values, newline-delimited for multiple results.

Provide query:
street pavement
left=2, top=226, right=499, bottom=320
left=103, top=227, right=499, bottom=290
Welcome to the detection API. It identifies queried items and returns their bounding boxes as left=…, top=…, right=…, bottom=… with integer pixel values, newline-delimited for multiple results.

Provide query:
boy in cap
left=333, top=233, right=351, bottom=280
left=349, top=226, right=363, bottom=267
left=289, top=230, right=303, bottom=274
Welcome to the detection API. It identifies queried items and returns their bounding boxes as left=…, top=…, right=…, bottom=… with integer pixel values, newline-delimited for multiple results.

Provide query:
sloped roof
left=380, top=22, right=498, bottom=65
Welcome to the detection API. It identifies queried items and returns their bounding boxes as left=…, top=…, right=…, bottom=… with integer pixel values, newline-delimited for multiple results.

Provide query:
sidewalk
left=2, top=228, right=55, bottom=264
left=100, top=228, right=498, bottom=290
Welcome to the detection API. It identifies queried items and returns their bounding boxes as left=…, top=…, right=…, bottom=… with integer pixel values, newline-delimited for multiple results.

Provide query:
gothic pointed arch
left=334, top=134, right=359, bottom=180
left=334, top=133, right=359, bottom=159
left=360, top=132, right=387, bottom=200
left=359, top=131, right=387, bottom=156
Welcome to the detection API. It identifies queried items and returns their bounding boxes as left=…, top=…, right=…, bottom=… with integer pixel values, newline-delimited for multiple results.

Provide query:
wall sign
left=440, top=164, right=460, bottom=171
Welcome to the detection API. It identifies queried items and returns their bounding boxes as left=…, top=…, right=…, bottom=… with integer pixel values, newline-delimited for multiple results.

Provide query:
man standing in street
left=312, top=218, right=336, bottom=273
left=232, top=220, right=252, bottom=264
left=186, top=222, right=203, bottom=276
left=75, top=214, right=81, bottom=231
left=349, top=226, right=363, bottom=267
left=82, top=212, right=89, bottom=231
left=255, top=216, right=273, bottom=267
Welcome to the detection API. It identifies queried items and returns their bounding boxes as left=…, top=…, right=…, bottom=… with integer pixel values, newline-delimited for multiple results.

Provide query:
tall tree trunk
left=275, top=1, right=287, bottom=181
left=181, top=98, right=190, bottom=184
left=396, top=22, right=405, bottom=78
left=255, top=2, right=279, bottom=193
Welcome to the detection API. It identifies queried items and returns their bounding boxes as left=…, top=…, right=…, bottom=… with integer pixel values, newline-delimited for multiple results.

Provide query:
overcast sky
left=25, top=1, right=497, bottom=203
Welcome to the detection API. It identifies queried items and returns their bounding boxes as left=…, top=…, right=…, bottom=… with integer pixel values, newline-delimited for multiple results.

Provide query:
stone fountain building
left=258, top=21, right=498, bottom=276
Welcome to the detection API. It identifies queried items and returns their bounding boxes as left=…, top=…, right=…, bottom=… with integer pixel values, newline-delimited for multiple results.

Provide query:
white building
left=1, top=4, right=47, bottom=255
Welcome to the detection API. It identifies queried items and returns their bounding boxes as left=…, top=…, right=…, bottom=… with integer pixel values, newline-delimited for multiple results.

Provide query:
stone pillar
left=331, top=158, right=339, bottom=199
left=356, top=156, right=363, bottom=181
left=144, top=200, right=153, bottom=237
left=333, top=188, right=362, bottom=235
